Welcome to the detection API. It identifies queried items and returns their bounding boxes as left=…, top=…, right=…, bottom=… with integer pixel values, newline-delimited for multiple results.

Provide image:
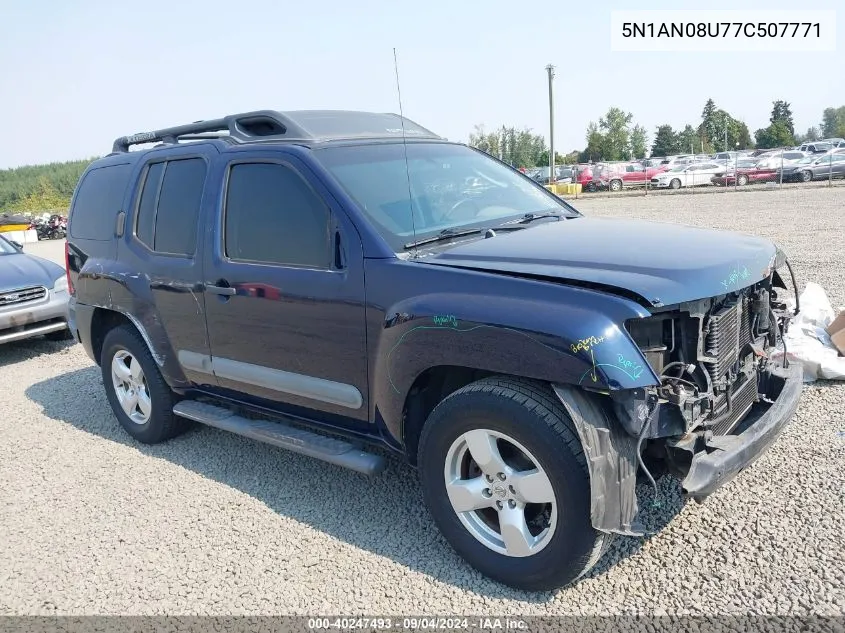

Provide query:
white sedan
left=650, top=163, right=725, bottom=189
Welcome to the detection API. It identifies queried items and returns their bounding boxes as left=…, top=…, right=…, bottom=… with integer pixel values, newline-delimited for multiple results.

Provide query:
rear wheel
left=100, top=325, right=188, bottom=444
left=670, top=178, right=681, bottom=189
left=418, top=377, right=609, bottom=591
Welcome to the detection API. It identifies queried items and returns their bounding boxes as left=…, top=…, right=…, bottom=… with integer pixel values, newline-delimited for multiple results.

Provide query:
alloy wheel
left=111, top=349, right=152, bottom=425
left=443, top=428, right=558, bottom=557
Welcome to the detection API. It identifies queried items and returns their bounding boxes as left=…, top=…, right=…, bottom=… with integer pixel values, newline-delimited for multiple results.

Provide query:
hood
left=423, top=217, right=778, bottom=307
left=0, top=252, right=64, bottom=292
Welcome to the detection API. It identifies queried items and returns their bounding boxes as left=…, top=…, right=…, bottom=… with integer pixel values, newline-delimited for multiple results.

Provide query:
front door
left=202, top=152, right=369, bottom=423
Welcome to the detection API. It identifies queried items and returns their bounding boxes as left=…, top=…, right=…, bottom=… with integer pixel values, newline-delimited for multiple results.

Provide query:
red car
left=711, top=163, right=778, bottom=186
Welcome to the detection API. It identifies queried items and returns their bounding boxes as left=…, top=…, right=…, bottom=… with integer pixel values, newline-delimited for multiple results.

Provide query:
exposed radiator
left=704, top=296, right=752, bottom=381
left=710, top=374, right=758, bottom=435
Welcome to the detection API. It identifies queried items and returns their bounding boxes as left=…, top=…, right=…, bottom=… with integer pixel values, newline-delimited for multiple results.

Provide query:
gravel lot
left=1, top=187, right=844, bottom=616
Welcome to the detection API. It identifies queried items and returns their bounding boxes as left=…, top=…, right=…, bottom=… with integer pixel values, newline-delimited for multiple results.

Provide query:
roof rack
left=112, top=109, right=442, bottom=152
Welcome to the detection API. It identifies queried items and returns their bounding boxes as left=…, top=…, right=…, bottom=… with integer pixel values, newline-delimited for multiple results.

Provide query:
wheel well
left=89, top=308, right=132, bottom=365
left=402, top=365, right=494, bottom=465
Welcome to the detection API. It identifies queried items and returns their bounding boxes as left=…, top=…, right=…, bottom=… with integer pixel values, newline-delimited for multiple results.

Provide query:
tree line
left=0, top=159, right=94, bottom=213
left=469, top=100, right=845, bottom=168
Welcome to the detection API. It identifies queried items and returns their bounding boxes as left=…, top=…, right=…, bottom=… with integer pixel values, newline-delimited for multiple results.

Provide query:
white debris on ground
left=771, top=282, right=845, bottom=381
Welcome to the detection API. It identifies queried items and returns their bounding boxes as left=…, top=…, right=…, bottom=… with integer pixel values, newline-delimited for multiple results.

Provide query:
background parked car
left=0, top=234, right=73, bottom=345
left=601, top=161, right=668, bottom=191
left=777, top=153, right=845, bottom=182
left=650, top=162, right=724, bottom=189
left=798, top=141, right=834, bottom=154
left=711, top=160, right=778, bottom=186
left=755, top=150, right=809, bottom=169
left=530, top=165, right=573, bottom=185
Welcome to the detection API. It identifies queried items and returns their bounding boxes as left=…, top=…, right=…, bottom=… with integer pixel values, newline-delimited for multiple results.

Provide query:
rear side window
left=224, top=162, right=331, bottom=269
left=134, top=158, right=207, bottom=256
left=70, top=163, right=132, bottom=241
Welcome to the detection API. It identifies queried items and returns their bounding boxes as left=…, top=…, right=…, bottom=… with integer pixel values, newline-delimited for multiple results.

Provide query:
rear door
left=201, top=150, right=369, bottom=423
left=119, top=144, right=216, bottom=387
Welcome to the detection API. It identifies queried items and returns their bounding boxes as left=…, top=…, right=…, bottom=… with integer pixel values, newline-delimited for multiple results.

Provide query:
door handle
left=206, top=283, right=236, bottom=296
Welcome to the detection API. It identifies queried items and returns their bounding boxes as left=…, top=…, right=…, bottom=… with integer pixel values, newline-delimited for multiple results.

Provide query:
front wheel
left=801, top=170, right=812, bottom=182
left=417, top=377, right=609, bottom=591
left=670, top=178, right=681, bottom=189
left=737, top=174, right=748, bottom=186
left=608, top=179, right=622, bottom=192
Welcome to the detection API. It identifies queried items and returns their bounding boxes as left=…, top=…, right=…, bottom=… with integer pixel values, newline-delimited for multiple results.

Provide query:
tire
left=737, top=174, right=748, bottom=186
left=100, top=325, right=188, bottom=444
left=45, top=327, right=74, bottom=342
left=670, top=178, right=681, bottom=189
left=609, top=179, right=622, bottom=192
left=801, top=170, right=812, bottom=182
left=417, top=376, right=610, bottom=591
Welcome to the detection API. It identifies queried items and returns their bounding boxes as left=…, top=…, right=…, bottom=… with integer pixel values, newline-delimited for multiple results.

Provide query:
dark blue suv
left=66, top=110, right=803, bottom=591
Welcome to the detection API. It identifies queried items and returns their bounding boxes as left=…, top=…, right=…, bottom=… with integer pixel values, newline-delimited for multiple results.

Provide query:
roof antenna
left=393, top=47, right=417, bottom=257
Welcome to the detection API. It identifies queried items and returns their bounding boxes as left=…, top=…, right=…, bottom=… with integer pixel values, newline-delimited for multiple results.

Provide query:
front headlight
left=53, top=275, right=68, bottom=293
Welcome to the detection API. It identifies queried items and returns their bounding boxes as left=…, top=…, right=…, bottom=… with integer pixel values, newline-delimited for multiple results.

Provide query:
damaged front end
left=613, top=254, right=803, bottom=504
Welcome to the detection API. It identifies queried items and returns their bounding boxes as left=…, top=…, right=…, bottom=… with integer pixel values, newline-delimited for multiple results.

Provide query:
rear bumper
left=681, top=363, right=803, bottom=500
left=0, top=289, right=69, bottom=344
left=68, top=297, right=97, bottom=362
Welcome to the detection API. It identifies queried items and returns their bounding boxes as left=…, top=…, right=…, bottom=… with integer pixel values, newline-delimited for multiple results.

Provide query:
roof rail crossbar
left=111, top=110, right=313, bottom=152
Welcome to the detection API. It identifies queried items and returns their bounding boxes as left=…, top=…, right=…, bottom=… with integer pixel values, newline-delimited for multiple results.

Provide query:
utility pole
left=546, top=64, right=555, bottom=184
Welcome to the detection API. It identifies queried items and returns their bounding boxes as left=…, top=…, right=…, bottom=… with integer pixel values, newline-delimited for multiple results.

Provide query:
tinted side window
left=135, top=162, right=164, bottom=248
left=70, top=163, right=132, bottom=241
left=154, top=159, right=206, bottom=255
left=134, top=158, right=206, bottom=256
left=225, top=162, right=331, bottom=269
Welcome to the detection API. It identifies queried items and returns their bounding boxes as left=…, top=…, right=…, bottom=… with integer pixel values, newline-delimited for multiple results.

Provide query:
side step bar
left=172, top=400, right=386, bottom=476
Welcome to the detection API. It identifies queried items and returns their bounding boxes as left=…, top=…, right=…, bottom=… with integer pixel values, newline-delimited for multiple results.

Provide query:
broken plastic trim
left=551, top=384, right=644, bottom=536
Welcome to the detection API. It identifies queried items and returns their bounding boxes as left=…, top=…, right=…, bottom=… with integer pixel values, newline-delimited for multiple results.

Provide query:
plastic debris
left=770, top=282, right=845, bottom=382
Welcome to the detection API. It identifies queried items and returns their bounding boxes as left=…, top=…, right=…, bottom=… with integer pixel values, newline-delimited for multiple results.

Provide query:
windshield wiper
left=517, top=211, right=564, bottom=224
left=403, top=225, right=526, bottom=250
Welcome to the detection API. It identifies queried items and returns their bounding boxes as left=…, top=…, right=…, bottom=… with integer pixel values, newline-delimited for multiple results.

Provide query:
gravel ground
left=1, top=187, right=844, bottom=616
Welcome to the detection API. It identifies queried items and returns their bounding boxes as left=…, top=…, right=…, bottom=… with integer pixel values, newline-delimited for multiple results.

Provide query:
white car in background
left=755, top=150, right=809, bottom=169
left=650, top=162, right=724, bottom=189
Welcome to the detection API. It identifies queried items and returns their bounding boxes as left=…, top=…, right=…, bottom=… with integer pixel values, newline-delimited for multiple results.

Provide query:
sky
left=0, top=0, right=843, bottom=169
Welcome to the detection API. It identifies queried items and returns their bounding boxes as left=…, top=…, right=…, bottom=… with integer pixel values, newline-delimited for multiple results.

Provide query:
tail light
left=64, top=241, right=74, bottom=295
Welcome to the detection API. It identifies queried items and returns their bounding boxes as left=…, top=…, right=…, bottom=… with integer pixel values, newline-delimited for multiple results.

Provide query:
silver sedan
left=0, top=235, right=72, bottom=345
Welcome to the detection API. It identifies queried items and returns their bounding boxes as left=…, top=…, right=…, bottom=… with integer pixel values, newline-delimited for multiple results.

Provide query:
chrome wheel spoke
left=112, top=356, right=131, bottom=382
left=120, top=391, right=138, bottom=417
left=498, top=505, right=534, bottom=557
left=511, top=468, right=555, bottom=505
left=136, top=389, right=152, bottom=418
left=463, top=429, right=508, bottom=476
left=129, top=357, right=144, bottom=382
left=446, top=476, right=493, bottom=513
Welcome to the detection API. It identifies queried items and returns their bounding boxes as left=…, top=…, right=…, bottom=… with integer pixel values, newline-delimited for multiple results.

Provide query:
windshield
left=0, top=235, right=19, bottom=255
left=315, top=142, right=579, bottom=251
left=796, top=157, right=816, bottom=164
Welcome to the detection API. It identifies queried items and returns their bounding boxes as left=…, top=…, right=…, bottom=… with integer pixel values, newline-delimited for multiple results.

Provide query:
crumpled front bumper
left=680, top=362, right=804, bottom=501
